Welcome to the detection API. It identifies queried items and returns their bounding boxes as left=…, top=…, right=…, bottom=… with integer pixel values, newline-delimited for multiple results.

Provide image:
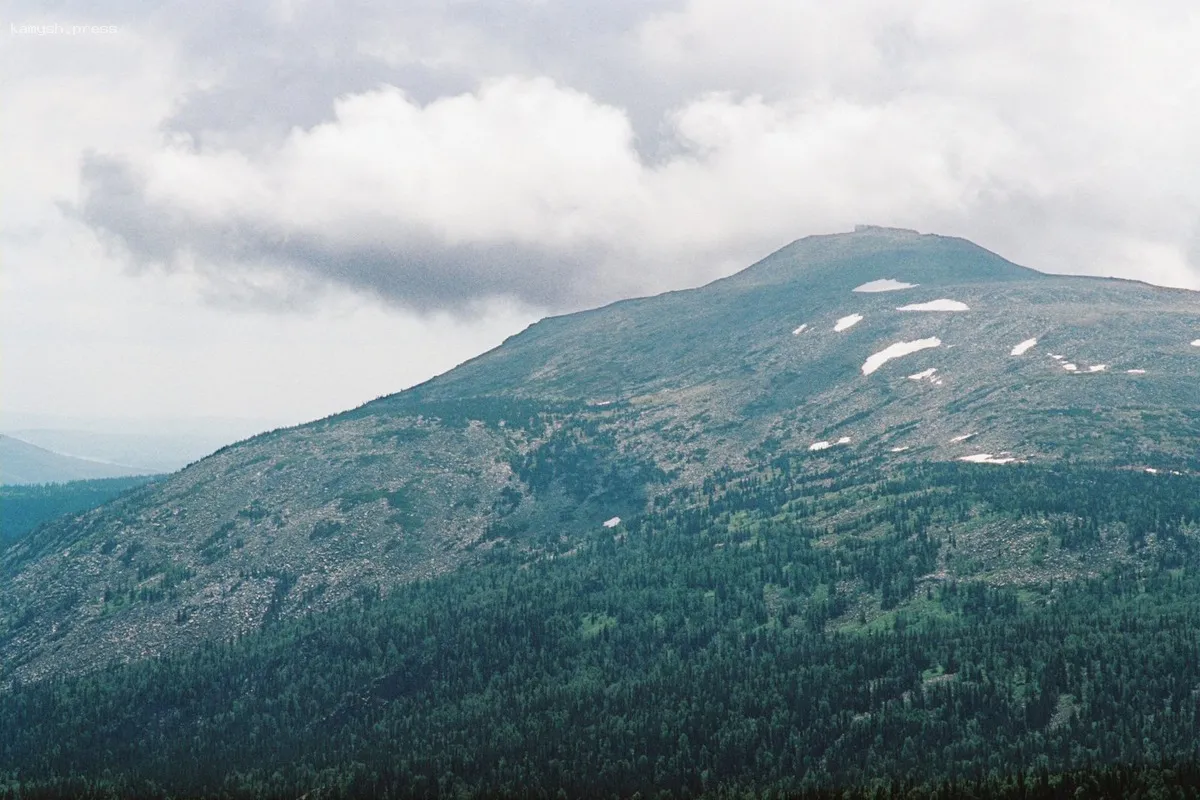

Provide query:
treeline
left=3, top=461, right=1200, bottom=797
left=6, top=760, right=1200, bottom=799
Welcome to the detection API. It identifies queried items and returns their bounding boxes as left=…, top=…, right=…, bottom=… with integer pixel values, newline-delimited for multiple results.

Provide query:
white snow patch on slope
left=1050, top=354, right=1064, bottom=361
left=889, top=446, right=910, bottom=453
left=1062, top=363, right=1078, bottom=372
left=1088, top=364, right=1108, bottom=373
left=792, top=323, right=808, bottom=335
left=908, top=368, right=938, bottom=381
left=861, top=337, right=942, bottom=375
left=1011, top=338, right=1038, bottom=356
left=950, top=433, right=976, bottom=443
left=834, top=314, right=864, bottom=332
left=810, top=438, right=851, bottom=452
left=853, top=279, right=918, bottom=293
left=960, top=454, right=1017, bottom=465
left=1126, top=369, right=1147, bottom=374
left=896, top=299, right=970, bottom=312
left=602, top=516, right=622, bottom=528
left=1192, top=340, right=1200, bottom=347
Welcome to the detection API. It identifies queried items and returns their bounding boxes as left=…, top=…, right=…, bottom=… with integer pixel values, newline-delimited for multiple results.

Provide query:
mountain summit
left=3, top=229, right=1199, bottom=683
left=727, top=225, right=1041, bottom=290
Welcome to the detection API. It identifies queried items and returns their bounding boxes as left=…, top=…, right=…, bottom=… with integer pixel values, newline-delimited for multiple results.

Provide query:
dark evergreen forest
left=0, top=476, right=159, bottom=546
left=4, top=461, right=1200, bottom=798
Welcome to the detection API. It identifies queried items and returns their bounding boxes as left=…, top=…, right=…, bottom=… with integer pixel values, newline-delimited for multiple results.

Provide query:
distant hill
left=4, top=428, right=257, bottom=474
left=0, top=435, right=147, bottom=485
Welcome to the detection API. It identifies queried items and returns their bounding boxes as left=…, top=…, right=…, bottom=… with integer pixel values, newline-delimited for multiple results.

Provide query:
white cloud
left=79, top=78, right=1051, bottom=312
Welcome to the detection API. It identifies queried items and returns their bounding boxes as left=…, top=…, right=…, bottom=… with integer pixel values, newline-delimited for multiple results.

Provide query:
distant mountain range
left=0, top=434, right=148, bottom=485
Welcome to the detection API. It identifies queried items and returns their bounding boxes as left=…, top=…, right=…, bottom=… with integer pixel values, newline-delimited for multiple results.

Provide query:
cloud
left=31, top=0, right=1200, bottom=318
left=633, top=0, right=1200, bottom=284
left=76, top=78, right=653, bottom=311
left=75, top=75, right=1056, bottom=311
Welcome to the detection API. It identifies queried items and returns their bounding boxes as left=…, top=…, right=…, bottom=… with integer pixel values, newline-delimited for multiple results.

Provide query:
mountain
left=8, top=226, right=1200, bottom=795
left=3, top=227, right=1199, bottom=685
left=0, top=434, right=148, bottom=485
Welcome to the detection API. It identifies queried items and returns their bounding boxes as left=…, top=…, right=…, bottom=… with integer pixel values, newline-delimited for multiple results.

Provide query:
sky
left=4, top=0, right=1200, bottom=432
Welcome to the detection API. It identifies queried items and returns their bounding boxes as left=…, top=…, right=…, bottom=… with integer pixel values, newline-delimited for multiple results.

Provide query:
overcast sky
left=4, top=0, right=1199, bottom=431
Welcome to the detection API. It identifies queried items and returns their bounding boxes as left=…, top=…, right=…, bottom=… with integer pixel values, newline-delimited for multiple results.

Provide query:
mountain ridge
left=2, top=227, right=1199, bottom=685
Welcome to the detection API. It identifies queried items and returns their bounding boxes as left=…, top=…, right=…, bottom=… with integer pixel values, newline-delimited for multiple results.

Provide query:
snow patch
left=1126, top=369, right=1147, bottom=374
left=792, top=323, right=808, bottom=335
left=889, top=446, right=910, bottom=453
left=1192, top=340, right=1200, bottom=347
left=1062, top=363, right=1078, bottom=372
left=950, top=433, right=976, bottom=443
left=908, top=368, right=938, bottom=381
left=959, top=454, right=1017, bottom=465
left=1144, top=468, right=1159, bottom=475
left=602, top=516, right=622, bottom=528
left=861, top=337, right=942, bottom=375
left=1049, top=354, right=1064, bottom=361
left=809, top=441, right=832, bottom=451
left=896, top=299, right=970, bottom=312
left=836, top=436, right=852, bottom=445
left=834, top=314, right=864, bottom=332
left=853, top=279, right=919, bottom=293
left=1087, top=364, right=1108, bottom=373
left=1010, top=338, right=1038, bottom=356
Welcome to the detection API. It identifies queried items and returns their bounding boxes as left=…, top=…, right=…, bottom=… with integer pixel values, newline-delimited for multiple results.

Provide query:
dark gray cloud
left=152, top=0, right=682, bottom=153
left=74, top=153, right=614, bottom=313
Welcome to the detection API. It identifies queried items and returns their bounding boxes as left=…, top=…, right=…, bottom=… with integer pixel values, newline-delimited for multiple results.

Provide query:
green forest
left=0, top=476, right=159, bottom=546
left=4, top=459, right=1200, bottom=797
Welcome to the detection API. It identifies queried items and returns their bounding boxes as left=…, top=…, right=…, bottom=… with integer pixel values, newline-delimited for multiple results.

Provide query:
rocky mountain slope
left=3, top=225, right=1199, bottom=684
